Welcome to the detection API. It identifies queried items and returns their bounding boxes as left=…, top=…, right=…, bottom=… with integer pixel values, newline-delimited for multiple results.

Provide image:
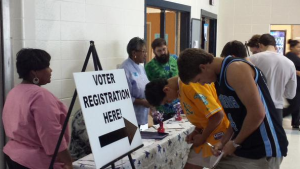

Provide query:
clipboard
left=206, top=142, right=223, bottom=168
left=210, top=152, right=224, bottom=168
left=140, top=131, right=169, bottom=140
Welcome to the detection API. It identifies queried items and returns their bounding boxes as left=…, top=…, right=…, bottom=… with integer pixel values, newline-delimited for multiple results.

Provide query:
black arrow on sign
left=99, top=118, right=138, bottom=147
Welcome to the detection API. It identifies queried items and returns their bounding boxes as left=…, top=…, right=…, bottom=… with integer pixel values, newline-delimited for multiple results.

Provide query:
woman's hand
left=63, top=164, right=73, bottom=169
left=57, top=149, right=73, bottom=169
left=142, top=99, right=152, bottom=108
left=150, top=106, right=156, bottom=111
left=133, top=99, right=153, bottom=108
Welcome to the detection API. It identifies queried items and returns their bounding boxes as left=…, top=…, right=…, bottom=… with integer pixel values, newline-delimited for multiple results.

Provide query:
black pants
left=4, top=154, right=29, bottom=169
left=283, top=91, right=300, bottom=126
left=274, top=109, right=283, bottom=126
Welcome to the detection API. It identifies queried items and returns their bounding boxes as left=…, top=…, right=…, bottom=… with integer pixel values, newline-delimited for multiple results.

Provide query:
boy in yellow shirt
left=145, top=77, right=229, bottom=169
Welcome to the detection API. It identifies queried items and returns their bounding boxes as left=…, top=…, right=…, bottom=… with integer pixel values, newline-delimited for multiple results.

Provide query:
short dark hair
left=151, top=38, right=167, bottom=50
left=247, top=35, right=260, bottom=48
left=288, top=39, right=299, bottom=49
left=259, top=34, right=276, bottom=47
left=221, top=40, right=247, bottom=58
left=178, top=48, right=214, bottom=84
left=127, top=37, right=146, bottom=57
left=16, top=48, right=51, bottom=79
left=145, top=79, right=168, bottom=107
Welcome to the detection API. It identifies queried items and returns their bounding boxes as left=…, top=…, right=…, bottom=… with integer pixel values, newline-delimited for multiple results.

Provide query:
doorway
left=0, top=1, right=5, bottom=168
left=201, top=9, right=217, bottom=56
left=270, top=24, right=300, bottom=55
left=1, top=0, right=13, bottom=168
left=145, top=0, right=191, bottom=62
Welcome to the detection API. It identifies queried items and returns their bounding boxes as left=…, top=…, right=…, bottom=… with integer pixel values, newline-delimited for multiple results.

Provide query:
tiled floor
left=281, top=116, right=300, bottom=169
left=204, top=116, right=300, bottom=169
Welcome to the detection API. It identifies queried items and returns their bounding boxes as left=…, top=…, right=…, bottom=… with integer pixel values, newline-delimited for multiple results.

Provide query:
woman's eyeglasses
left=136, top=50, right=147, bottom=54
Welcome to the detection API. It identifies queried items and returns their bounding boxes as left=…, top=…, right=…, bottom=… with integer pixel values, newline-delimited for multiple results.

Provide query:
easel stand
left=100, top=144, right=143, bottom=169
left=49, top=41, right=139, bottom=169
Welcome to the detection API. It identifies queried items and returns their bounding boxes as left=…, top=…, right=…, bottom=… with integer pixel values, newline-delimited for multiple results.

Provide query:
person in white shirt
left=246, top=34, right=261, bottom=54
left=250, top=34, right=297, bottom=125
left=220, top=40, right=251, bottom=62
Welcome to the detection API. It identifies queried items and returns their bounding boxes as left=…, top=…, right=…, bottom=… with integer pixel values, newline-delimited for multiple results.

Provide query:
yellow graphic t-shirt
left=179, top=81, right=229, bottom=157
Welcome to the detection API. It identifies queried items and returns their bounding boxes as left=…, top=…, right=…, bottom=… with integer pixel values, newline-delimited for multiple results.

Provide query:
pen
left=206, top=142, right=215, bottom=148
left=206, top=142, right=222, bottom=154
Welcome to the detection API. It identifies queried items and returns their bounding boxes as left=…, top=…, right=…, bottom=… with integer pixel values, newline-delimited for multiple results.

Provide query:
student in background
left=250, top=34, right=297, bottom=125
left=246, top=34, right=261, bottom=54
left=283, top=39, right=300, bottom=129
left=221, top=40, right=251, bottom=62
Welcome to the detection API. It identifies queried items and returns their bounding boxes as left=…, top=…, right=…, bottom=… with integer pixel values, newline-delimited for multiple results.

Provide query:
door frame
left=201, top=9, right=217, bottom=56
left=145, top=0, right=191, bottom=52
left=1, top=0, right=13, bottom=168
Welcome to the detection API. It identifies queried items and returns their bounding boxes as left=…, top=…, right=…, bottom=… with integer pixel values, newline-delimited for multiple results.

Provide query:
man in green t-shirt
left=145, top=38, right=179, bottom=122
left=145, top=38, right=178, bottom=81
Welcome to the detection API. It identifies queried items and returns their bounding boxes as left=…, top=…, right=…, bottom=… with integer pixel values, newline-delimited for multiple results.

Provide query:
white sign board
left=73, top=69, right=143, bottom=169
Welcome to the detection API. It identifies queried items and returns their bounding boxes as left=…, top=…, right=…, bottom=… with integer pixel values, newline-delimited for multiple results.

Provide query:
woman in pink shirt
left=2, top=49, right=73, bottom=169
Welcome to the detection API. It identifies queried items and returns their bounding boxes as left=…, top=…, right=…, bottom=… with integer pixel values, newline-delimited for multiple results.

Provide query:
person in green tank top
left=145, top=38, right=179, bottom=123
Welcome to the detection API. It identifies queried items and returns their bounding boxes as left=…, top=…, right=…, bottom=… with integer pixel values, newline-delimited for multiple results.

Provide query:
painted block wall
left=9, top=0, right=219, bottom=123
left=10, top=0, right=219, bottom=107
left=217, top=0, right=300, bottom=57
left=10, top=0, right=145, bottom=111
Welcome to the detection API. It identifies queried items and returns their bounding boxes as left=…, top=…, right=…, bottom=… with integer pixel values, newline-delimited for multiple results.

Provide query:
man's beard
left=155, top=52, right=170, bottom=64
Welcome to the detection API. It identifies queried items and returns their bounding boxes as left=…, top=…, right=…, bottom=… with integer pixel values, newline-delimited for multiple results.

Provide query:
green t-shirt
left=145, top=54, right=179, bottom=115
left=145, top=54, right=178, bottom=81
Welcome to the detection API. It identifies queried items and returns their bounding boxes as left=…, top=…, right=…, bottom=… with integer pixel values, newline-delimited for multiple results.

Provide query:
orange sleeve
left=185, top=84, right=222, bottom=119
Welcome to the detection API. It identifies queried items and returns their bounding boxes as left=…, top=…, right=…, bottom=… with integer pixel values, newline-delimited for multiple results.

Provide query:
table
left=73, top=116, right=195, bottom=169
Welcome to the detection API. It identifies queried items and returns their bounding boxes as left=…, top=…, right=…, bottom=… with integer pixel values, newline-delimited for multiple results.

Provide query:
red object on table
left=175, top=111, right=182, bottom=121
left=157, top=122, right=165, bottom=133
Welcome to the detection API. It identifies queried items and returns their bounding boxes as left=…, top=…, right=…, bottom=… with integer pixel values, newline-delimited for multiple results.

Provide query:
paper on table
left=140, top=131, right=169, bottom=140
left=209, top=152, right=224, bottom=168
left=77, top=160, right=95, bottom=166
left=164, top=123, right=183, bottom=129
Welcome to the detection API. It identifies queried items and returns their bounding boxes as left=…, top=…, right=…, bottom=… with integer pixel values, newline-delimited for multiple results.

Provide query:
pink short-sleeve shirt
left=2, top=84, right=70, bottom=169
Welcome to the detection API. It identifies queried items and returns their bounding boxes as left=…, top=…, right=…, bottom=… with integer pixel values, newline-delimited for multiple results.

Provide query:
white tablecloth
left=73, top=116, right=195, bottom=169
